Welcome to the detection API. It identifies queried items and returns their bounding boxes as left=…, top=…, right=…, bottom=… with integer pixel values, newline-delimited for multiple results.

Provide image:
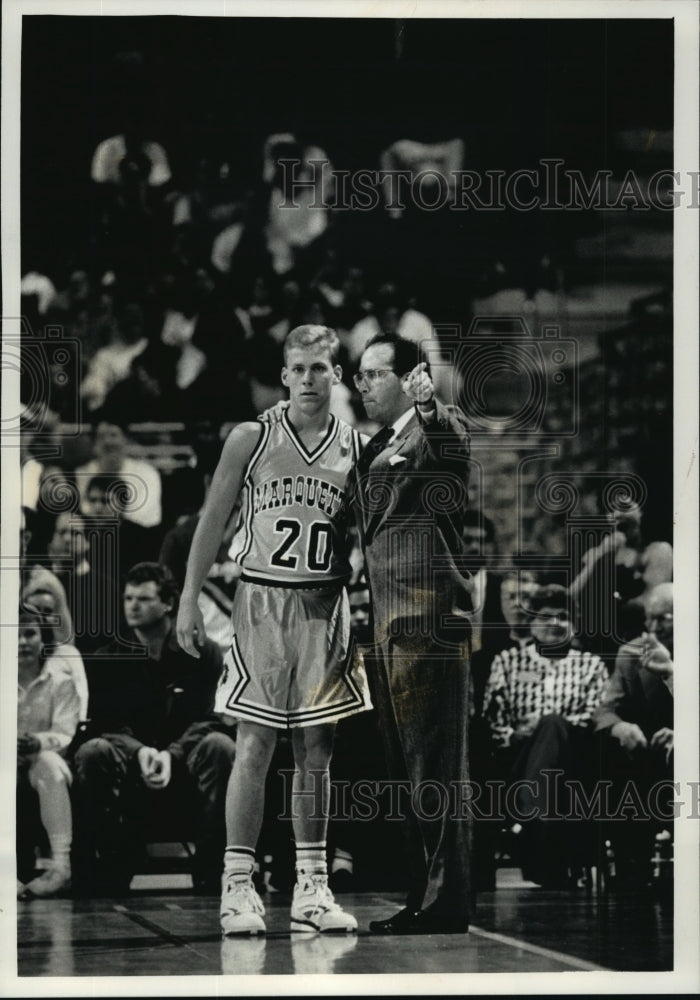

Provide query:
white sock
left=295, top=841, right=327, bottom=882
left=224, top=846, right=256, bottom=881
left=47, top=833, right=71, bottom=872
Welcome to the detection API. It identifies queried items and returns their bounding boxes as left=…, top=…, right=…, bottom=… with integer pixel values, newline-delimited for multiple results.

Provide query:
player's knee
left=235, top=724, right=276, bottom=767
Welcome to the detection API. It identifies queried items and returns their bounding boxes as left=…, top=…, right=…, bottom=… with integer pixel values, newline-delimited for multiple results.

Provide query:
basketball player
left=176, top=325, right=371, bottom=936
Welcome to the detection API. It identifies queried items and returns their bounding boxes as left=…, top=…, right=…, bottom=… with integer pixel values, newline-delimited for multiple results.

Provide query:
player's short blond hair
left=283, top=324, right=340, bottom=364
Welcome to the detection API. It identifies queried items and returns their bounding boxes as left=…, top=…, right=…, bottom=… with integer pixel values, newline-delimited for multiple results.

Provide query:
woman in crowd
left=17, top=608, right=81, bottom=898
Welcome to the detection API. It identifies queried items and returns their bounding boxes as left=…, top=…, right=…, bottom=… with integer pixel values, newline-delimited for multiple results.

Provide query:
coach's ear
left=281, top=366, right=289, bottom=387
left=332, top=365, right=342, bottom=384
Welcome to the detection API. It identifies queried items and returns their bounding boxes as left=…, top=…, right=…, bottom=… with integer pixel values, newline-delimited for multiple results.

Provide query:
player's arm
left=177, top=423, right=261, bottom=658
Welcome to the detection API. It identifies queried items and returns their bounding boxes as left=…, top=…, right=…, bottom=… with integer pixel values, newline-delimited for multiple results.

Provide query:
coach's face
left=281, top=346, right=341, bottom=414
left=356, top=343, right=408, bottom=427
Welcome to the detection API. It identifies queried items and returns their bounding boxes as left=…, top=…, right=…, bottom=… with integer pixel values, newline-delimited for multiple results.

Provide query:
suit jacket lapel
left=364, top=412, right=418, bottom=544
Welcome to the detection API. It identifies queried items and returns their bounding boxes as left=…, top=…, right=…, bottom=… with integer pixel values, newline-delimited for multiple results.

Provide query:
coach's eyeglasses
left=353, top=369, right=394, bottom=389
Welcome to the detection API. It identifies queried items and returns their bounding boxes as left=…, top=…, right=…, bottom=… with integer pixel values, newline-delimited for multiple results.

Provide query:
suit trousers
left=368, top=631, right=471, bottom=921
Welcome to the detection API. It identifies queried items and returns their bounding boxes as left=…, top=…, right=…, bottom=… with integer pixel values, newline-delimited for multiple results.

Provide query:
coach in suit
left=349, top=333, right=472, bottom=934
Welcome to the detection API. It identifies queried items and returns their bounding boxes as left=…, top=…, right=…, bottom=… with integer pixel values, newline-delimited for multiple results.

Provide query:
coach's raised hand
left=176, top=596, right=206, bottom=659
left=401, top=361, right=434, bottom=405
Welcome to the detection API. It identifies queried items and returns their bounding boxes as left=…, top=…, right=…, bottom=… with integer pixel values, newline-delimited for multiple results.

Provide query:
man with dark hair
left=482, top=584, right=608, bottom=886
left=350, top=332, right=473, bottom=934
left=72, top=562, right=234, bottom=895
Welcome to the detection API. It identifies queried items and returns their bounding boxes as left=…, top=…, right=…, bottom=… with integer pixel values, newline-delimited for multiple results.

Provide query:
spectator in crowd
left=22, top=584, right=88, bottom=721
left=81, top=475, right=160, bottom=583
left=469, top=568, right=541, bottom=724
left=468, top=567, right=540, bottom=888
left=17, top=607, right=81, bottom=898
left=21, top=433, right=76, bottom=558
left=71, top=563, right=234, bottom=895
left=261, top=131, right=333, bottom=279
left=21, top=269, right=57, bottom=317
left=74, top=419, right=163, bottom=529
left=159, top=441, right=241, bottom=655
left=379, top=137, right=465, bottom=221
left=46, top=510, right=116, bottom=656
left=171, top=155, right=243, bottom=271
left=91, top=131, right=172, bottom=193
left=482, top=584, right=608, bottom=887
left=571, top=499, right=673, bottom=665
left=593, top=582, right=674, bottom=888
left=80, top=302, right=150, bottom=413
left=460, top=512, right=502, bottom=654
left=636, top=542, right=673, bottom=613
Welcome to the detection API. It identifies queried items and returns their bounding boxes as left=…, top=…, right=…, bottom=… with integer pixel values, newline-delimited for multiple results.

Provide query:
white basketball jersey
left=229, top=412, right=362, bottom=586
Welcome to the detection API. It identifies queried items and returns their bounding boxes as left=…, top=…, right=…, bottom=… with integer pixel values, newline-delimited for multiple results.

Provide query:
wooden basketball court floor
left=17, top=870, right=672, bottom=981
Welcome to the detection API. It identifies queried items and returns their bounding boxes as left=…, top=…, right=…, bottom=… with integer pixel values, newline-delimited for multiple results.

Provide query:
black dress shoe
left=369, top=906, right=469, bottom=935
left=369, top=907, right=421, bottom=934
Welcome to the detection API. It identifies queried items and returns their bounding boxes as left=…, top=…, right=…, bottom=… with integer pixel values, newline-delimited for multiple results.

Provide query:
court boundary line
left=468, top=923, right=609, bottom=972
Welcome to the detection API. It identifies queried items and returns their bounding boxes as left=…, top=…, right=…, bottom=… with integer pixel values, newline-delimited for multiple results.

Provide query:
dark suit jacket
left=349, top=400, right=472, bottom=642
left=346, top=399, right=472, bottom=916
left=593, top=639, right=673, bottom=740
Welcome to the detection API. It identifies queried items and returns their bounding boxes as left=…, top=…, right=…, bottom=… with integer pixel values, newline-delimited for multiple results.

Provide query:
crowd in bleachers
left=17, top=49, right=674, bottom=903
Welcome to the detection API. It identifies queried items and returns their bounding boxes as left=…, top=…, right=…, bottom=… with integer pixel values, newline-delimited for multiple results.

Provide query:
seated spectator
left=470, top=567, right=539, bottom=722
left=379, top=137, right=465, bottom=220
left=20, top=507, right=73, bottom=648
left=22, top=584, right=88, bottom=721
left=570, top=499, right=667, bottom=662
left=481, top=584, right=608, bottom=887
left=159, top=441, right=240, bottom=655
left=79, top=302, right=150, bottom=413
left=91, top=131, right=172, bottom=192
left=636, top=541, right=673, bottom=613
left=81, top=474, right=160, bottom=580
left=71, top=563, right=235, bottom=895
left=593, top=582, right=674, bottom=888
left=46, top=510, right=117, bottom=655
left=17, top=608, right=81, bottom=898
left=261, top=131, right=333, bottom=279
left=74, top=419, right=163, bottom=529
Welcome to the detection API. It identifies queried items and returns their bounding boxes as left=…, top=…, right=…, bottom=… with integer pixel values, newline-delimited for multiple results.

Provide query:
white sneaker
left=220, top=874, right=266, bottom=936
left=25, top=863, right=71, bottom=898
left=290, top=875, right=358, bottom=933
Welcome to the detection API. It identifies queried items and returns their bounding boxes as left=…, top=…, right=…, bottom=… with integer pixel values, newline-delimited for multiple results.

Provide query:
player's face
left=281, top=346, right=340, bottom=414
left=357, top=343, right=407, bottom=426
left=123, top=581, right=172, bottom=631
